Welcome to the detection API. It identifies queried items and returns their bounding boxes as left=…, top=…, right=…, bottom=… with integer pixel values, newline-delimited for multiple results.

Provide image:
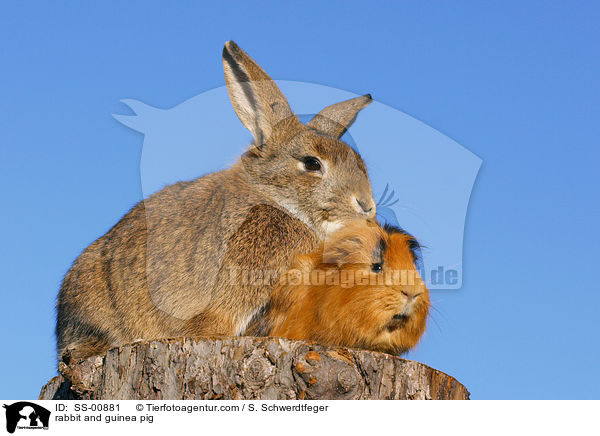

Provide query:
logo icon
left=114, top=81, right=481, bottom=296
left=3, top=402, right=50, bottom=433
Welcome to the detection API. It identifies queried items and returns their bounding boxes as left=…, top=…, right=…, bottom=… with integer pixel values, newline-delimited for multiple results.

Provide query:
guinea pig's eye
left=371, top=263, right=383, bottom=273
left=302, top=156, right=322, bottom=172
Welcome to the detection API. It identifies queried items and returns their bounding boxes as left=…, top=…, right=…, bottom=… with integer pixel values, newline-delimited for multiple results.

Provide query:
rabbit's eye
left=371, top=263, right=383, bottom=273
left=302, top=156, right=322, bottom=172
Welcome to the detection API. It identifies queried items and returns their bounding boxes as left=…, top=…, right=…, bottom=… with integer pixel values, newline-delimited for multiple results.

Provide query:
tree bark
left=39, top=337, right=469, bottom=400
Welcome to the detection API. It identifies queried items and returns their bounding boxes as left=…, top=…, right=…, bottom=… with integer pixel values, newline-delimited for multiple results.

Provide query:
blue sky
left=1, top=1, right=599, bottom=399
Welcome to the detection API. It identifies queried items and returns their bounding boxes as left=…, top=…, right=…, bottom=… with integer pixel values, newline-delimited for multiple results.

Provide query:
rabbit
left=246, top=220, right=430, bottom=355
left=56, top=41, right=376, bottom=362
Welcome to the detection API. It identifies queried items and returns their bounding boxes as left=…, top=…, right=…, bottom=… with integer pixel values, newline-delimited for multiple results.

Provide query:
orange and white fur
left=263, top=220, right=430, bottom=355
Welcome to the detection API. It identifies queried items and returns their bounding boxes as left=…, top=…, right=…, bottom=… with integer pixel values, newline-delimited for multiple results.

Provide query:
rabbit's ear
left=223, top=41, right=297, bottom=145
left=307, top=94, right=372, bottom=139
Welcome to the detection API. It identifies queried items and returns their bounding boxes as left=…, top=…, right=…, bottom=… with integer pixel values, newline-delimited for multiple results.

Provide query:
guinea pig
left=262, top=220, right=430, bottom=355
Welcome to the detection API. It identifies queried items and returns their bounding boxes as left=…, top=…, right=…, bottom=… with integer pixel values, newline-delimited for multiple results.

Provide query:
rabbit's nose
left=355, top=197, right=375, bottom=215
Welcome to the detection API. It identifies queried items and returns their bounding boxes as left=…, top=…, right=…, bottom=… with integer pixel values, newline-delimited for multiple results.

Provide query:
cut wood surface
left=39, top=337, right=469, bottom=400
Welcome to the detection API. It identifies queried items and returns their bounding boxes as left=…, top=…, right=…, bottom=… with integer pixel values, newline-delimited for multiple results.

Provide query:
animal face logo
left=3, top=402, right=50, bottom=433
left=114, top=81, right=481, bottom=292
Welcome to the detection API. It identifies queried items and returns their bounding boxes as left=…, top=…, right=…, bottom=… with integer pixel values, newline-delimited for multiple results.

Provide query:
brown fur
left=56, top=41, right=375, bottom=361
left=255, top=221, right=430, bottom=355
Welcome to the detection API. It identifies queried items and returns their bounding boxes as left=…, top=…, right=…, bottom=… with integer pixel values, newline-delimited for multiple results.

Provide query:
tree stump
left=39, top=337, right=469, bottom=400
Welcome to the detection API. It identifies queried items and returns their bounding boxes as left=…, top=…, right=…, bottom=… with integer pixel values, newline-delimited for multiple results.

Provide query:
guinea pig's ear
left=322, top=231, right=377, bottom=266
left=223, top=41, right=300, bottom=148
left=322, top=239, right=356, bottom=265
left=307, top=94, right=372, bottom=139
